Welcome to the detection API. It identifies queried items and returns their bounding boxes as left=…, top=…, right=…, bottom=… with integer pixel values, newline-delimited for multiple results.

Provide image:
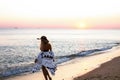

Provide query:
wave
left=56, top=46, right=113, bottom=64
left=0, top=63, right=34, bottom=77
left=0, top=43, right=120, bottom=78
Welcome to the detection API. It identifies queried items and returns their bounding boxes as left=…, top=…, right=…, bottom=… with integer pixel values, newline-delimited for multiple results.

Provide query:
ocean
left=0, top=28, right=120, bottom=77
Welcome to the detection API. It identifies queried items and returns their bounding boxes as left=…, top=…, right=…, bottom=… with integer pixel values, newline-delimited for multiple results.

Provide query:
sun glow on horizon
left=79, top=23, right=86, bottom=29
left=75, top=22, right=88, bottom=29
left=0, top=0, right=120, bottom=29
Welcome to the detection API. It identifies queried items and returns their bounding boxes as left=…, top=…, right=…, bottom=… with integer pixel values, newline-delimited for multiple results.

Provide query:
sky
left=0, top=0, right=120, bottom=29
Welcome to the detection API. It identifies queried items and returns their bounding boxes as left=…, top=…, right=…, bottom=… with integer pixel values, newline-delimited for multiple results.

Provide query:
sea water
left=0, top=28, right=120, bottom=77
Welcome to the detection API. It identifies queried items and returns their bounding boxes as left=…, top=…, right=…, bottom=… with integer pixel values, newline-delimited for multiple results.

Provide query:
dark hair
left=41, top=36, right=49, bottom=44
left=41, top=36, right=47, bottom=40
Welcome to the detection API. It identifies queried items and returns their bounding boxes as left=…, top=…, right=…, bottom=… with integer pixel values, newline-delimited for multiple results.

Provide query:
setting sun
left=75, top=22, right=87, bottom=29
left=79, top=23, right=86, bottom=28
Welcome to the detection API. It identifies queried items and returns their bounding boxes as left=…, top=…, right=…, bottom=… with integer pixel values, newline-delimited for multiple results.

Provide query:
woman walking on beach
left=34, top=36, right=56, bottom=80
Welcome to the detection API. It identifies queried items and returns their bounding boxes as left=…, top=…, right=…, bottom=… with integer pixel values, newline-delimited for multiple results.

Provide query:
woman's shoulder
left=48, top=43, right=51, bottom=46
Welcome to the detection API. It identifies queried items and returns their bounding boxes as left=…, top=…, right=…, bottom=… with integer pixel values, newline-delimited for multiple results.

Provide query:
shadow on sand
left=74, top=56, right=120, bottom=80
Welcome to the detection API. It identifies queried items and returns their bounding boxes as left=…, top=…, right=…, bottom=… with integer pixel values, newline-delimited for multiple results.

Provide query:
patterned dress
left=32, top=51, right=57, bottom=75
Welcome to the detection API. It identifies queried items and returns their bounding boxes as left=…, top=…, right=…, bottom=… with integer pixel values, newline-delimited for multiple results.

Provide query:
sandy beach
left=4, top=47, right=120, bottom=80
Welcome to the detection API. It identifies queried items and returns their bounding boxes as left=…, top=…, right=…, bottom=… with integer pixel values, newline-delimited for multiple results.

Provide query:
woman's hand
left=35, top=59, right=38, bottom=63
left=53, top=58, right=55, bottom=62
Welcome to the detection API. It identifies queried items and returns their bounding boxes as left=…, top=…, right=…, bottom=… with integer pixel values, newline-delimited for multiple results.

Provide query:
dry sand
left=4, top=47, right=120, bottom=80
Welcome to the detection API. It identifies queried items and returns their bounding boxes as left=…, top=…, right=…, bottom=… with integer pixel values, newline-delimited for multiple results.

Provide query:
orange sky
left=0, top=0, right=120, bottom=29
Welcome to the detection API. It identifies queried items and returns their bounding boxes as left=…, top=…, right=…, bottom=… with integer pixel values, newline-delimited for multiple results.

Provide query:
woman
left=34, top=36, right=56, bottom=80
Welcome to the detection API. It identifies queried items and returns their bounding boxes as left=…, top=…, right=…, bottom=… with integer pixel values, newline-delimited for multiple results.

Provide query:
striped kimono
left=32, top=51, right=57, bottom=75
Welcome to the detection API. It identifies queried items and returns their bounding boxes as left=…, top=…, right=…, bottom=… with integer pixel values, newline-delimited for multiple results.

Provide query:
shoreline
left=1, top=44, right=116, bottom=78
left=4, top=47, right=120, bottom=80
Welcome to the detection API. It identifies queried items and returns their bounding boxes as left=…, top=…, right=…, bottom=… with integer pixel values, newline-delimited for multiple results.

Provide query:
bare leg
left=42, top=66, right=48, bottom=80
left=44, top=68, right=52, bottom=80
left=42, top=66, right=52, bottom=80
